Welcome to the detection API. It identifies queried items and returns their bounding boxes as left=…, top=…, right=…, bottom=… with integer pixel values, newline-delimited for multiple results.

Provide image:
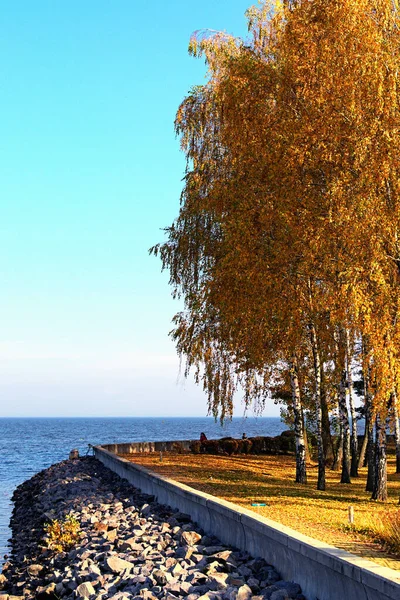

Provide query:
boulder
left=105, top=556, right=133, bottom=574
left=76, top=582, right=96, bottom=598
left=274, top=581, right=302, bottom=598
left=270, top=591, right=290, bottom=600
left=181, top=531, right=202, bottom=546
left=27, top=564, right=44, bottom=577
left=236, top=584, right=253, bottom=600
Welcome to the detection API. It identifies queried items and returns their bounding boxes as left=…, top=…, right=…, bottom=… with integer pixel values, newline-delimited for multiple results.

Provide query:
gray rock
left=27, top=564, right=44, bottom=577
left=270, top=591, right=289, bottom=600
left=259, top=587, right=279, bottom=600
left=174, top=512, right=192, bottom=523
left=175, top=545, right=194, bottom=560
left=228, top=576, right=245, bottom=587
left=152, top=569, right=168, bottom=586
left=237, top=565, right=252, bottom=578
left=36, top=583, right=57, bottom=600
left=247, top=576, right=260, bottom=592
left=76, top=582, right=96, bottom=598
left=274, top=582, right=301, bottom=598
left=140, top=592, right=158, bottom=600
left=181, top=531, right=202, bottom=546
left=55, top=583, right=65, bottom=595
left=212, top=551, right=236, bottom=566
left=203, top=546, right=226, bottom=555
left=236, top=584, right=253, bottom=600
left=208, top=573, right=229, bottom=591
left=106, top=556, right=133, bottom=574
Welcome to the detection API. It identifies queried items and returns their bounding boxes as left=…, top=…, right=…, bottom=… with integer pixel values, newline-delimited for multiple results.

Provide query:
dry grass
left=120, top=451, right=400, bottom=570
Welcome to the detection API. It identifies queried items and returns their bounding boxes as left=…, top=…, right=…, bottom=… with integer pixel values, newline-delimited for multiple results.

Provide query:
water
left=0, top=416, right=285, bottom=565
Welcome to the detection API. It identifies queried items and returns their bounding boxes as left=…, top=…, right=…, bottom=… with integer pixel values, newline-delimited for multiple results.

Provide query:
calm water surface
left=0, top=416, right=285, bottom=565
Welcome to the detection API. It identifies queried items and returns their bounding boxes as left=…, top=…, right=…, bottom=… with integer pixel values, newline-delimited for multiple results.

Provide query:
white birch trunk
left=309, top=322, right=325, bottom=491
left=345, top=329, right=358, bottom=477
left=338, top=369, right=351, bottom=484
left=290, top=358, right=307, bottom=484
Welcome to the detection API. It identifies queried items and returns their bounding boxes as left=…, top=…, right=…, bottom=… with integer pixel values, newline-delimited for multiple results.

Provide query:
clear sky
left=0, top=0, right=280, bottom=417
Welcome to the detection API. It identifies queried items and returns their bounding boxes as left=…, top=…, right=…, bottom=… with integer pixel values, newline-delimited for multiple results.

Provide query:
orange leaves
left=153, top=0, right=400, bottom=422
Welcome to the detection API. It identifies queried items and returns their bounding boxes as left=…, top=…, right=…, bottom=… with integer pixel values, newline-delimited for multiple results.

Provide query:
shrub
left=44, top=515, right=81, bottom=553
left=249, top=436, right=265, bottom=454
left=202, top=439, right=220, bottom=454
left=171, top=442, right=184, bottom=454
left=239, top=439, right=253, bottom=454
left=264, top=436, right=281, bottom=454
left=220, top=438, right=239, bottom=455
left=189, top=441, right=201, bottom=454
left=279, top=431, right=296, bottom=453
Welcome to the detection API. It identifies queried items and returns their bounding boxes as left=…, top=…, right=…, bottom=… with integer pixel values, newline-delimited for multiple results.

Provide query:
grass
left=120, top=450, right=400, bottom=570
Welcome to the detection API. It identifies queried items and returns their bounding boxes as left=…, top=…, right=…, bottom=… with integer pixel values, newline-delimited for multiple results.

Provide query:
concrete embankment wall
left=94, top=445, right=400, bottom=600
left=101, top=441, right=194, bottom=454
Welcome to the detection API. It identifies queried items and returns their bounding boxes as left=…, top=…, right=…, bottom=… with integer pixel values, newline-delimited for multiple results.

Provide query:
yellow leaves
left=44, top=515, right=81, bottom=554
left=155, top=0, right=400, bottom=420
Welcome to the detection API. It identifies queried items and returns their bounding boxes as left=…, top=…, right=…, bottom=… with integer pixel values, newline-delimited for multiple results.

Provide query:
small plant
left=44, top=514, right=81, bottom=553
left=374, top=510, right=400, bottom=554
left=344, top=509, right=400, bottom=555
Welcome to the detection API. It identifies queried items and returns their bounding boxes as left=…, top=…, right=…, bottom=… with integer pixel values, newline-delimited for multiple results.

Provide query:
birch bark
left=338, top=370, right=351, bottom=483
left=345, top=330, right=359, bottom=477
left=372, top=413, right=388, bottom=502
left=392, top=392, right=400, bottom=474
left=290, top=357, right=307, bottom=484
left=309, top=322, right=325, bottom=490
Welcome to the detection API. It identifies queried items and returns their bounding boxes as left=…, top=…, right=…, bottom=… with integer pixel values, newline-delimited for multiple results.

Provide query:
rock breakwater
left=0, top=458, right=305, bottom=600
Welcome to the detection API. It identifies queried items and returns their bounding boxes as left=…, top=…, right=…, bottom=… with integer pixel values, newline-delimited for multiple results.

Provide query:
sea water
left=0, top=416, right=285, bottom=564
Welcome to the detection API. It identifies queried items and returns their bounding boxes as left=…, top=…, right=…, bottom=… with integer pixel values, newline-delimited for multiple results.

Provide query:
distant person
left=242, top=433, right=247, bottom=439
left=200, top=432, right=207, bottom=443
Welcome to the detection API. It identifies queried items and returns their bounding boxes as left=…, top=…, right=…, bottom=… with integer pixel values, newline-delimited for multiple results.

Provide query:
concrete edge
left=93, top=444, right=400, bottom=600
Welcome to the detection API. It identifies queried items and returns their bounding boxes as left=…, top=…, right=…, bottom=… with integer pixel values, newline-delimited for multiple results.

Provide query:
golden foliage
left=44, top=514, right=81, bottom=553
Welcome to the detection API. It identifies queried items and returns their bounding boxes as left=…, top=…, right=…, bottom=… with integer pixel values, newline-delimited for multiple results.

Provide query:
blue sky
left=0, top=0, right=280, bottom=417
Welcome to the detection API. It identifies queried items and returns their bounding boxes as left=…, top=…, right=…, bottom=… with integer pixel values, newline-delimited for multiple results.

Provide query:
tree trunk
left=339, top=370, right=351, bottom=483
left=371, top=413, right=388, bottom=502
left=302, top=408, right=310, bottom=461
left=346, top=330, right=358, bottom=477
left=365, top=391, right=375, bottom=492
left=321, top=367, right=334, bottom=460
left=361, top=349, right=375, bottom=492
left=309, top=322, right=325, bottom=490
left=392, top=392, right=400, bottom=474
left=358, top=363, right=369, bottom=470
left=358, top=424, right=368, bottom=471
left=331, top=421, right=343, bottom=471
left=290, top=358, right=307, bottom=484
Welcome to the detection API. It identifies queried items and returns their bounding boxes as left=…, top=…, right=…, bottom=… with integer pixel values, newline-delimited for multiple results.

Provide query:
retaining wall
left=101, top=441, right=194, bottom=454
left=94, top=445, right=400, bottom=600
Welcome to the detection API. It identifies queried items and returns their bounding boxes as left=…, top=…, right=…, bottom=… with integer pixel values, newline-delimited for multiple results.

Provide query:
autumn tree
left=153, top=0, right=400, bottom=498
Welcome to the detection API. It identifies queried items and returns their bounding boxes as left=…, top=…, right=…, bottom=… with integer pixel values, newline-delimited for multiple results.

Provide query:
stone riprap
left=0, top=458, right=305, bottom=600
